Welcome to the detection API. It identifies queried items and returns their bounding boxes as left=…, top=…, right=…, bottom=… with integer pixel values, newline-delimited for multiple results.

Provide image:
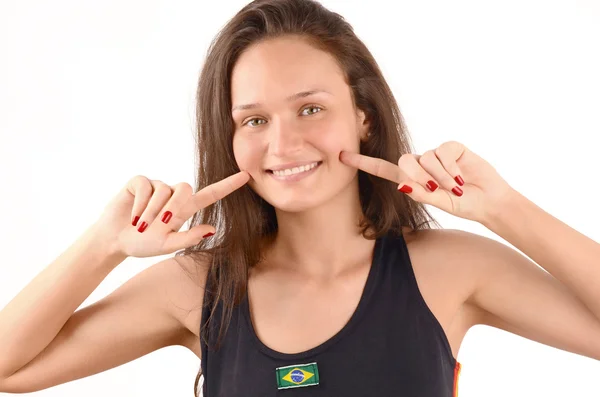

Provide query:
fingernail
left=202, top=232, right=215, bottom=238
left=138, top=221, right=148, bottom=233
left=132, top=216, right=140, bottom=226
left=398, top=185, right=413, bottom=194
left=426, top=180, right=438, bottom=192
left=454, top=175, right=464, bottom=186
left=452, top=186, right=463, bottom=196
left=161, top=211, right=173, bottom=224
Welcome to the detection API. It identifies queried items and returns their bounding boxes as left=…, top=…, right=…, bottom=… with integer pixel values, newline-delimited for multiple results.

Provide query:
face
left=231, top=36, right=369, bottom=212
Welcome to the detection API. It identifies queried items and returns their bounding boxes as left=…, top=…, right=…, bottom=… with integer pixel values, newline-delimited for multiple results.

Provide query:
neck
left=264, top=177, right=375, bottom=279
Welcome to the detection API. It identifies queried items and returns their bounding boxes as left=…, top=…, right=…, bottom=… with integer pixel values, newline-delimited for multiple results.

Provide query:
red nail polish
left=452, top=186, right=463, bottom=196
left=398, top=185, right=413, bottom=194
left=454, top=175, right=464, bottom=186
left=202, top=232, right=215, bottom=238
left=138, top=221, right=148, bottom=233
left=132, top=216, right=140, bottom=226
left=426, top=180, right=438, bottom=192
left=161, top=211, right=173, bottom=224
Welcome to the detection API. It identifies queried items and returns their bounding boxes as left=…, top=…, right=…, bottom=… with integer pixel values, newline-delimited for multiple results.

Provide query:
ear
left=357, top=109, right=370, bottom=142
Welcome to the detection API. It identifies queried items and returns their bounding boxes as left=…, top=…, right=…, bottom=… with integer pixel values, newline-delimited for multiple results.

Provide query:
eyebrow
left=231, top=89, right=331, bottom=112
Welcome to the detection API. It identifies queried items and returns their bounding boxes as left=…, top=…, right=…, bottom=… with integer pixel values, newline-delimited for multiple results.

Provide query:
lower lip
left=268, top=162, right=322, bottom=182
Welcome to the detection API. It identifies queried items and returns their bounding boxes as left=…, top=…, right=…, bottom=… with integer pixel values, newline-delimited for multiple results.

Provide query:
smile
left=267, top=161, right=322, bottom=182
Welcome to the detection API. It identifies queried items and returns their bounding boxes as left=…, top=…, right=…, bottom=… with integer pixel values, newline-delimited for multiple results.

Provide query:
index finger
left=192, top=170, right=251, bottom=209
left=339, top=151, right=400, bottom=184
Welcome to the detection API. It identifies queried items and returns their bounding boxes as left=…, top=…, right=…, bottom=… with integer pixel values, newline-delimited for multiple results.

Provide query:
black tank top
left=200, top=231, right=462, bottom=396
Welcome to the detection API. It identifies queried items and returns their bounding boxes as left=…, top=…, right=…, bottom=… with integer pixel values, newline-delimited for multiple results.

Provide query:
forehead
left=230, top=36, right=347, bottom=104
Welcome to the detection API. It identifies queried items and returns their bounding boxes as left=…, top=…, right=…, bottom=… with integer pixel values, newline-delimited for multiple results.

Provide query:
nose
left=268, top=117, right=304, bottom=157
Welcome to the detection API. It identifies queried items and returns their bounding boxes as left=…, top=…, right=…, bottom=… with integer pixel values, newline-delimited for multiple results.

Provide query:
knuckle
left=129, top=175, right=152, bottom=198
left=373, top=161, right=382, bottom=177
left=131, top=175, right=151, bottom=189
left=420, top=150, right=435, bottom=164
left=440, top=140, right=460, bottom=152
left=226, top=179, right=237, bottom=193
left=153, top=182, right=172, bottom=196
left=132, top=174, right=148, bottom=182
left=168, top=183, right=195, bottom=214
left=174, top=182, right=193, bottom=196
left=398, top=153, right=412, bottom=166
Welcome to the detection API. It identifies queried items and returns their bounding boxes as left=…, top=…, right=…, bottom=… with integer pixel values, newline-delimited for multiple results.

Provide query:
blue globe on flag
left=290, top=369, right=305, bottom=383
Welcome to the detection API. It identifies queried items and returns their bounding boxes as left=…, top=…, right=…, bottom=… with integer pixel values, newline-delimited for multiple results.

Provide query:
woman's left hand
left=339, top=140, right=515, bottom=224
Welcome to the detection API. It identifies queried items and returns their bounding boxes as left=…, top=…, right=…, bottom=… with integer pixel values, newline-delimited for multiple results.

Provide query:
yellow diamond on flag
left=282, top=368, right=314, bottom=384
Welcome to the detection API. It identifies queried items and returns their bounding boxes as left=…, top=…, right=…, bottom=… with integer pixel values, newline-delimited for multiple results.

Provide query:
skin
left=231, top=35, right=373, bottom=279
left=229, top=35, right=600, bottom=364
left=3, top=34, right=599, bottom=393
left=228, top=36, right=468, bottom=356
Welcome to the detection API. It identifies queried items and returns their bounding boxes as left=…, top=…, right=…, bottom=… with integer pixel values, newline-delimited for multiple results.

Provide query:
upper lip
left=267, top=161, right=321, bottom=172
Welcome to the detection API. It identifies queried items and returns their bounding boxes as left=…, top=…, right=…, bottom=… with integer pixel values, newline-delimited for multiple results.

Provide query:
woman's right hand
left=93, top=171, right=251, bottom=258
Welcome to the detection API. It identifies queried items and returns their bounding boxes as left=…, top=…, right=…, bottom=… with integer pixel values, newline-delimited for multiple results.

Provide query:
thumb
left=162, top=225, right=216, bottom=253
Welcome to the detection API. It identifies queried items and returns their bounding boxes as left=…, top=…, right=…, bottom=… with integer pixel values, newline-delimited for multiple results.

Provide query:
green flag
left=275, top=362, right=320, bottom=390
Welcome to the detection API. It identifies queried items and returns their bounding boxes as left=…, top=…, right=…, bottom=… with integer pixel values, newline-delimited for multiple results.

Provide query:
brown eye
left=301, top=105, right=323, bottom=116
left=245, top=118, right=266, bottom=127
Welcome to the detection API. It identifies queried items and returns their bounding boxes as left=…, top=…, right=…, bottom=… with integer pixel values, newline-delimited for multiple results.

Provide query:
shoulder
left=402, top=226, right=501, bottom=271
left=403, top=226, right=534, bottom=309
left=402, top=227, right=501, bottom=290
left=401, top=227, right=502, bottom=322
left=399, top=227, right=513, bottom=351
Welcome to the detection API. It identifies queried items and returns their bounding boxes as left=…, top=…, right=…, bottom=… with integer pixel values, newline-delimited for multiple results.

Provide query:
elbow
left=0, top=374, right=40, bottom=394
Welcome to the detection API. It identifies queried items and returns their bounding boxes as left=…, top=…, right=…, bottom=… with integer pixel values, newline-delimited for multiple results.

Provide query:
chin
left=267, top=196, right=324, bottom=213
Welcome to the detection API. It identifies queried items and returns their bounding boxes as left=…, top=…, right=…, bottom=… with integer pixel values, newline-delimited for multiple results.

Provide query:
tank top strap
left=393, top=229, right=458, bottom=366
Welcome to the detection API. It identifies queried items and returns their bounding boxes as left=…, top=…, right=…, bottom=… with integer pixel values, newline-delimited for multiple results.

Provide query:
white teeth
left=272, top=162, right=318, bottom=177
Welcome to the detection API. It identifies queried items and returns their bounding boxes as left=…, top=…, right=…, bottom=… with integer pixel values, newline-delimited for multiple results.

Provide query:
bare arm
left=0, top=224, right=208, bottom=393
left=0, top=172, right=249, bottom=393
left=0, top=223, right=126, bottom=380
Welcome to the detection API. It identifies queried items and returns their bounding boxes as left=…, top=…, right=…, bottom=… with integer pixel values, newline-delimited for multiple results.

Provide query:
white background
left=1, top=0, right=599, bottom=395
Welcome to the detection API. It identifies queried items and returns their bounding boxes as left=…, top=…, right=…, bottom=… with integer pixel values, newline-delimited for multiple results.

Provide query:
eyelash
left=242, top=104, right=323, bottom=127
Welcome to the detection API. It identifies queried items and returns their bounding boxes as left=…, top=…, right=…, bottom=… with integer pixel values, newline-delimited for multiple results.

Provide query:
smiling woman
left=186, top=0, right=461, bottom=395
left=231, top=36, right=374, bottom=212
left=1, top=0, right=599, bottom=397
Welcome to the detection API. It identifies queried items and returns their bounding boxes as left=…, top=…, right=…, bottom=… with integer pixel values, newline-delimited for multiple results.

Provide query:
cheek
left=233, top=133, right=263, bottom=171
left=309, top=116, right=360, bottom=153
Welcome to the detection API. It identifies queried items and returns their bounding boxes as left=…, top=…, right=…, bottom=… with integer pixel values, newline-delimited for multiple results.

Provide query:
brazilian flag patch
left=275, top=362, right=320, bottom=390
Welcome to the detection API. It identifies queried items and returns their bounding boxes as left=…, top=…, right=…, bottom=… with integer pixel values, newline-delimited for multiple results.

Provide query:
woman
left=0, top=0, right=599, bottom=396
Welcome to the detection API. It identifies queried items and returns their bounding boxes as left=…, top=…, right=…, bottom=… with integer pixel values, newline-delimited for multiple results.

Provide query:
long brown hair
left=174, top=0, right=440, bottom=394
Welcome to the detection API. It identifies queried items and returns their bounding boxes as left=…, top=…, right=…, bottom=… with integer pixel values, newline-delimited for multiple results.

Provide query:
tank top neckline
left=241, top=233, right=385, bottom=361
